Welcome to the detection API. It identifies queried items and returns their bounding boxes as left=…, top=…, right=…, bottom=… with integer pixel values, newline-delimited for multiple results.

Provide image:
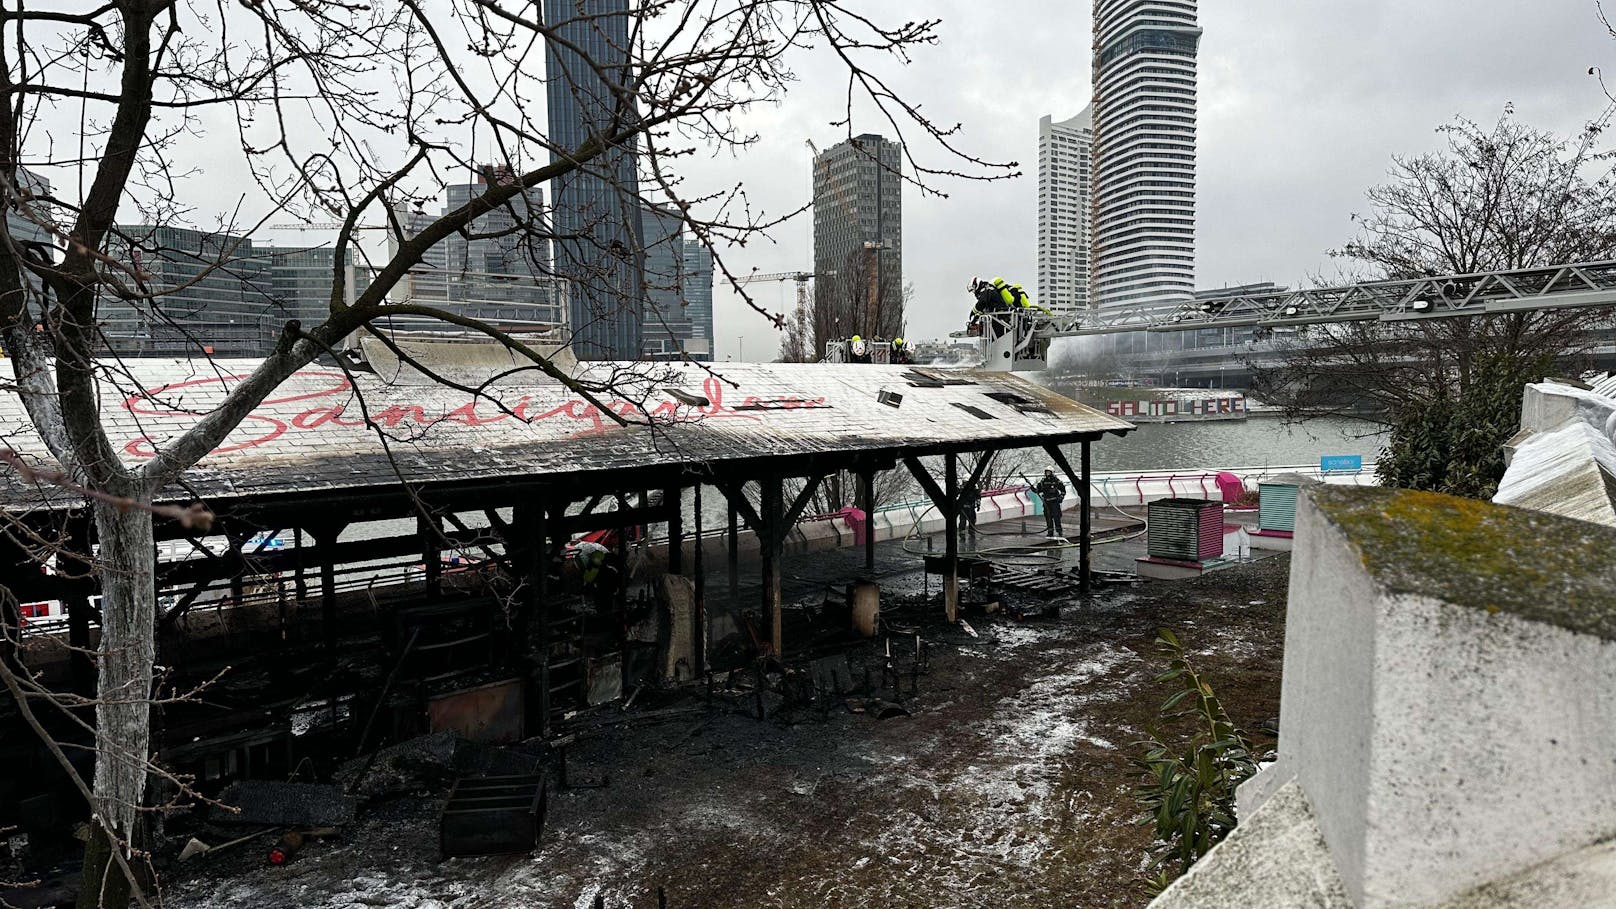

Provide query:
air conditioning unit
left=1147, top=498, right=1223, bottom=561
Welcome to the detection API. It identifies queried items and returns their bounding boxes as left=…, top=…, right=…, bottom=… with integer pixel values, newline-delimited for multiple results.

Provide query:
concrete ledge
left=1247, top=529, right=1294, bottom=552
left=1149, top=780, right=1350, bottom=909
left=1235, top=758, right=1296, bottom=821
left=1135, top=556, right=1239, bottom=580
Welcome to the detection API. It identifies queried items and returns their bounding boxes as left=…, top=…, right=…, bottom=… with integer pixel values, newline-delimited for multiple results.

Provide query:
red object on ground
left=268, top=831, right=303, bottom=865
left=1215, top=471, right=1245, bottom=503
left=839, top=507, right=867, bottom=545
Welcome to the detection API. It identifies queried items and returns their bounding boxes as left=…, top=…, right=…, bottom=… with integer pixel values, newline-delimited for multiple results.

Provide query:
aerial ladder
left=963, top=260, right=1616, bottom=371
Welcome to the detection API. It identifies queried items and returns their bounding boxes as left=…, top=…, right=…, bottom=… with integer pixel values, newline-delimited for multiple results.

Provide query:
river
left=1088, top=415, right=1387, bottom=472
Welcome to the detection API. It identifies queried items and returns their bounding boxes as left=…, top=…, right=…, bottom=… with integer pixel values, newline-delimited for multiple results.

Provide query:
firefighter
left=967, top=279, right=999, bottom=334
left=960, top=477, right=982, bottom=540
left=850, top=334, right=869, bottom=363
left=891, top=336, right=911, bottom=364
left=575, top=540, right=619, bottom=605
left=1035, top=467, right=1067, bottom=539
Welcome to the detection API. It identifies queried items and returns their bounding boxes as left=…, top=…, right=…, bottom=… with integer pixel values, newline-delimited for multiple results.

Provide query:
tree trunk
left=79, top=497, right=156, bottom=909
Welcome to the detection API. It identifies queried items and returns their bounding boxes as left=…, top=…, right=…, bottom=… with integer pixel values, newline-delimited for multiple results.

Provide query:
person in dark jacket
left=1035, top=467, right=1066, bottom=538
left=960, top=478, right=982, bottom=540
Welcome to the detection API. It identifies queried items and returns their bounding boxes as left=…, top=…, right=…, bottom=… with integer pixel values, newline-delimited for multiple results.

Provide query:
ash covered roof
left=0, top=359, right=1132, bottom=510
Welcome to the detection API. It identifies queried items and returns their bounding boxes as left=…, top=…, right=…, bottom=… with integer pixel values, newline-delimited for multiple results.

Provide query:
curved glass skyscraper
left=1090, top=0, right=1200, bottom=312
left=546, top=0, right=646, bottom=360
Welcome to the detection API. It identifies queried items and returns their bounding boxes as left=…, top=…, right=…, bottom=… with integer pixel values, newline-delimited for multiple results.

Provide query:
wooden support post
left=1046, top=442, right=1092, bottom=596
left=666, top=486, right=683, bottom=576
left=308, top=522, right=345, bottom=653
left=527, top=501, right=552, bottom=738
left=727, top=495, right=739, bottom=608
left=293, top=527, right=307, bottom=603
left=944, top=453, right=959, bottom=623
left=693, top=483, right=706, bottom=674
left=1080, top=440, right=1093, bottom=595
left=760, top=476, right=784, bottom=657
left=0, top=556, right=18, bottom=677
left=0, top=596, right=16, bottom=677
left=860, top=469, right=876, bottom=571
left=65, top=516, right=96, bottom=697
left=227, top=529, right=247, bottom=606
left=535, top=504, right=549, bottom=735
left=420, top=512, right=442, bottom=600
left=614, top=497, right=629, bottom=617
left=903, top=455, right=961, bottom=623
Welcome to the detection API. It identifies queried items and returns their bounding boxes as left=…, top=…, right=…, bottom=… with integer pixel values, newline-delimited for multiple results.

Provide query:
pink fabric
left=1215, top=471, right=1246, bottom=502
left=840, top=506, right=868, bottom=545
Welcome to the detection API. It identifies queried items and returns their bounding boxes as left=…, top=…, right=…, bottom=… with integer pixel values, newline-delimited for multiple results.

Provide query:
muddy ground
left=170, top=557, right=1289, bottom=909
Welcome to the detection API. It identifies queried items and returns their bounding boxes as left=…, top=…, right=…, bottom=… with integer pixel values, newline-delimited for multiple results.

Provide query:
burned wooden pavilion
left=0, top=359, right=1131, bottom=827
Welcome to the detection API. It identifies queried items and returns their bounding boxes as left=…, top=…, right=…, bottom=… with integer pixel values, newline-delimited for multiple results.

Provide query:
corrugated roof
left=0, top=359, right=1133, bottom=509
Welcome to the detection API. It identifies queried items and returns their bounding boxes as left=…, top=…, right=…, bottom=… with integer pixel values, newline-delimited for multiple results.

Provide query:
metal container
left=440, top=774, right=547, bottom=858
left=1147, top=498, right=1224, bottom=561
left=1257, top=473, right=1320, bottom=533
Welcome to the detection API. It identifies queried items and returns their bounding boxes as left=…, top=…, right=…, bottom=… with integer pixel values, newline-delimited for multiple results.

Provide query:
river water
left=1088, top=415, right=1387, bottom=473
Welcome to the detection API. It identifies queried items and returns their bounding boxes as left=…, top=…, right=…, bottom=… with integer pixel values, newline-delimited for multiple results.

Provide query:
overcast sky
left=688, top=0, right=1616, bottom=361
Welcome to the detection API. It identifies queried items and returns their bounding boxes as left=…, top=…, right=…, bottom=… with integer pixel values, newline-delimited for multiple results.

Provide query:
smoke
left=1045, top=334, right=1110, bottom=376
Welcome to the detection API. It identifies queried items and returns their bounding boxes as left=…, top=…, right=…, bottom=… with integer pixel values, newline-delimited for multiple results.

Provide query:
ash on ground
left=170, top=558, right=1288, bottom=909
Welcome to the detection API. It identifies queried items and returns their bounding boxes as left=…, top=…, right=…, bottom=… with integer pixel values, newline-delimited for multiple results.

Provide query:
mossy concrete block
left=1284, top=486, right=1616, bottom=907
left=1311, top=485, right=1616, bottom=640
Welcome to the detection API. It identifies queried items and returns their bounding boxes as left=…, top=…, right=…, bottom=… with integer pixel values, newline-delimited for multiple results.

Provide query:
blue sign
left=1320, top=454, right=1363, bottom=473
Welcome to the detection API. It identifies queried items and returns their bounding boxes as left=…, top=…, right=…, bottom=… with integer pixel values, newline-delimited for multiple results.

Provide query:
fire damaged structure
left=0, top=359, right=1131, bottom=856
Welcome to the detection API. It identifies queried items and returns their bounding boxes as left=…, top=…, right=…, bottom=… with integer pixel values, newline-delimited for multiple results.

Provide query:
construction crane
left=737, top=270, right=834, bottom=324
left=268, top=222, right=388, bottom=231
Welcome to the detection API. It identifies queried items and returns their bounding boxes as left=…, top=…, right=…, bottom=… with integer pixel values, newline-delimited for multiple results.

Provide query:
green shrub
left=1133, top=629, right=1263, bottom=890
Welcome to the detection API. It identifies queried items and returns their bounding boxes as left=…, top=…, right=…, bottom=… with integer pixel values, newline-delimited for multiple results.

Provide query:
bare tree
left=777, top=286, right=815, bottom=362
left=0, top=2, right=1010, bottom=904
left=1252, top=108, right=1616, bottom=496
left=813, top=243, right=903, bottom=350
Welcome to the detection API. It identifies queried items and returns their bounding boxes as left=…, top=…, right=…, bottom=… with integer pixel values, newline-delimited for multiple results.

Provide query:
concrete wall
left=1227, top=487, right=1616, bottom=909
left=1264, top=486, right=1380, bottom=899
left=1360, top=594, right=1616, bottom=906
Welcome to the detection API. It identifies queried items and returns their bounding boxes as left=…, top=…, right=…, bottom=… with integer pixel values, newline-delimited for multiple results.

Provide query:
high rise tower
left=1090, top=0, right=1200, bottom=312
left=389, top=166, right=562, bottom=332
left=811, top=134, right=903, bottom=344
left=545, top=0, right=646, bottom=360
left=640, top=206, right=715, bottom=361
left=1036, top=108, right=1093, bottom=315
